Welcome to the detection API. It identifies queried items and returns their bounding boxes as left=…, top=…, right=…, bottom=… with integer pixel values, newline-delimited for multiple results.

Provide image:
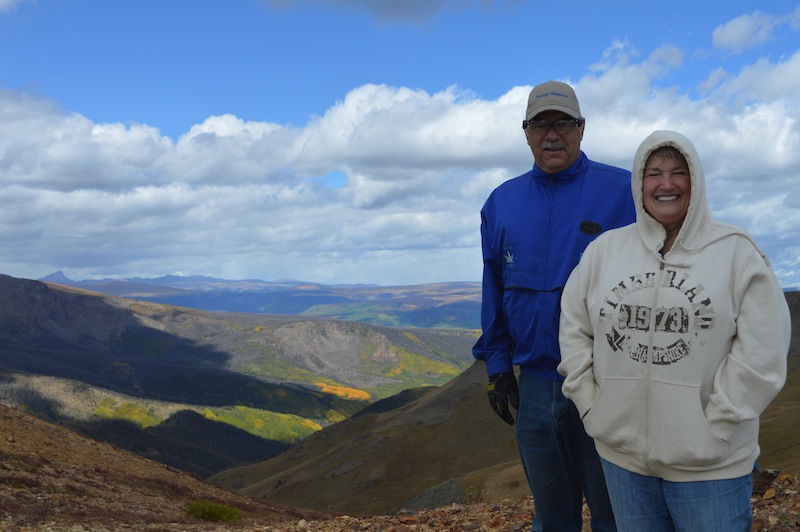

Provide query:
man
left=472, top=80, right=635, bottom=531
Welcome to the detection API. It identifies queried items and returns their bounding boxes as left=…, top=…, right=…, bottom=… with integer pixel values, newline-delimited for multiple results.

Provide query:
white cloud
left=699, top=67, right=730, bottom=93
left=0, top=0, right=28, bottom=12
left=0, top=91, right=171, bottom=192
left=711, top=52, right=800, bottom=104
left=711, top=7, right=798, bottom=54
left=1, top=41, right=799, bottom=288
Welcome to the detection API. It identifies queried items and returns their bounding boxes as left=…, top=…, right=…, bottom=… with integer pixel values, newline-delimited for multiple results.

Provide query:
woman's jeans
left=516, top=372, right=616, bottom=531
left=601, top=458, right=752, bottom=532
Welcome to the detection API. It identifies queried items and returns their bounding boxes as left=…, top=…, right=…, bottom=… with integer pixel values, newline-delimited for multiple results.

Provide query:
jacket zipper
left=643, top=261, right=666, bottom=475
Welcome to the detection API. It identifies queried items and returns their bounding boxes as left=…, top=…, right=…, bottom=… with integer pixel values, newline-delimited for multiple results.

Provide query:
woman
left=557, top=130, right=790, bottom=531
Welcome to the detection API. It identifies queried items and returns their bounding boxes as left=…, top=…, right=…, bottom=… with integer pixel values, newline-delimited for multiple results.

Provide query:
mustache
left=542, top=140, right=565, bottom=150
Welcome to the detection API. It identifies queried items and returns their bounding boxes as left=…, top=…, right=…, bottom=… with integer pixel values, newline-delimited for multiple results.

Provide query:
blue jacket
left=473, top=151, right=635, bottom=380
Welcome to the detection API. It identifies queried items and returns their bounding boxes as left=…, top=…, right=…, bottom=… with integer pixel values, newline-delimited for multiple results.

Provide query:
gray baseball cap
left=525, top=80, right=582, bottom=121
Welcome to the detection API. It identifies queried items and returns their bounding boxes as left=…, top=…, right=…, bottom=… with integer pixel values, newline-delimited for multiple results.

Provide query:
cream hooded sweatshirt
left=557, top=130, right=790, bottom=481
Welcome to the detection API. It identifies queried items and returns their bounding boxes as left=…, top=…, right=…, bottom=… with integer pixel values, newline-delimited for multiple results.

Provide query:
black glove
left=487, top=372, right=519, bottom=425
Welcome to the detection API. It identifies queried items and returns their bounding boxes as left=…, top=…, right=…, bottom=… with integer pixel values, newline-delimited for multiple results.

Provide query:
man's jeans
left=516, top=372, right=616, bottom=532
left=601, top=458, right=752, bottom=532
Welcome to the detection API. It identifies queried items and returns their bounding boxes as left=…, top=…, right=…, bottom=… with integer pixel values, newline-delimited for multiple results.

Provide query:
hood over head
left=631, top=130, right=715, bottom=257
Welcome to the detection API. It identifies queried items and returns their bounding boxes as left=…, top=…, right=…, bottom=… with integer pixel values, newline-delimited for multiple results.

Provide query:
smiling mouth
left=656, top=195, right=679, bottom=201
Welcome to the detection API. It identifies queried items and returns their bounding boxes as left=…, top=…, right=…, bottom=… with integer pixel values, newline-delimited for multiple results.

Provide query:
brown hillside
left=210, top=361, right=522, bottom=516
left=1, top=291, right=799, bottom=530
left=210, top=292, right=800, bottom=519
left=0, top=282, right=796, bottom=530
left=759, top=291, right=800, bottom=474
left=0, top=403, right=324, bottom=530
left=0, top=402, right=798, bottom=531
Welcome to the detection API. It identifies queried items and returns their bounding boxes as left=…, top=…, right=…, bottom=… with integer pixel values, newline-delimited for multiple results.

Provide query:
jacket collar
left=531, top=151, right=588, bottom=183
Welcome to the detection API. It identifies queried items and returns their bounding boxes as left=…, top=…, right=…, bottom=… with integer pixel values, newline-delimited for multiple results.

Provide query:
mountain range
left=39, top=271, right=482, bottom=329
left=0, top=273, right=797, bottom=520
left=0, top=273, right=478, bottom=476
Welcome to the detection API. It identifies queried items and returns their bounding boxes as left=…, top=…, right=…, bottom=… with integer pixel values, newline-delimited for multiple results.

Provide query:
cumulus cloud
left=1, top=43, right=799, bottom=288
left=711, top=6, right=800, bottom=54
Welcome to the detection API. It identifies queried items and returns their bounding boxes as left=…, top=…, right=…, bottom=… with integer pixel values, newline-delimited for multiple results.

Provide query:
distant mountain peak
left=40, top=271, right=74, bottom=283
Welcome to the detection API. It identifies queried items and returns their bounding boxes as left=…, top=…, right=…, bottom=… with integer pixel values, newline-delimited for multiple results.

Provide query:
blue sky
left=1, top=0, right=799, bottom=288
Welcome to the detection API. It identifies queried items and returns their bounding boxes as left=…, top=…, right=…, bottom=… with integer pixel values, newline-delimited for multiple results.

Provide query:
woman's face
left=642, top=153, right=691, bottom=234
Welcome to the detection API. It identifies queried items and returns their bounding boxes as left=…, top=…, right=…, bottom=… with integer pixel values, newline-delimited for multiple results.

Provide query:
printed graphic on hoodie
left=599, top=268, right=715, bottom=365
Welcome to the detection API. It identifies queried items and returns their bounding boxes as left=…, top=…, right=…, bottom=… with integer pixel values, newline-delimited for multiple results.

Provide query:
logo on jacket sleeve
left=503, top=248, right=515, bottom=267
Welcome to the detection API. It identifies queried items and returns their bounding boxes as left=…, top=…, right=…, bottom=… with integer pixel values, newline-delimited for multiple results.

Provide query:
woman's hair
left=647, top=146, right=688, bottom=166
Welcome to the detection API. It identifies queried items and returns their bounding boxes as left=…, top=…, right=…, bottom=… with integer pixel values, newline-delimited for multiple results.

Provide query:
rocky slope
left=0, top=403, right=318, bottom=530
left=2, top=395, right=798, bottom=531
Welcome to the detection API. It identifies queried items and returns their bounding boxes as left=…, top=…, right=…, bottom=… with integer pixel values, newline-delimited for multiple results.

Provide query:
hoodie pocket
left=582, top=377, right=643, bottom=457
left=647, top=379, right=730, bottom=467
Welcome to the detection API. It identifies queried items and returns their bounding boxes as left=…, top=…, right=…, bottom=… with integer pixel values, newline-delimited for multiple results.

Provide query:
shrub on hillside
left=186, top=500, right=242, bottom=522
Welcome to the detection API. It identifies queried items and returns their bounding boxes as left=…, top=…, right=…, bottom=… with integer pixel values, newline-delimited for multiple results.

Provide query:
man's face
left=525, top=110, right=584, bottom=174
